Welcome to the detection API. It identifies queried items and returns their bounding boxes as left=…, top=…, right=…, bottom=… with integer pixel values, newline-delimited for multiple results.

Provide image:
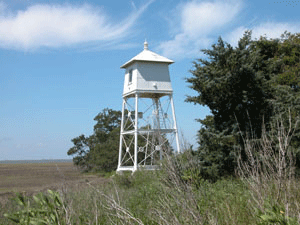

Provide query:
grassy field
left=1, top=160, right=300, bottom=224
left=0, top=162, right=106, bottom=206
left=1, top=147, right=300, bottom=224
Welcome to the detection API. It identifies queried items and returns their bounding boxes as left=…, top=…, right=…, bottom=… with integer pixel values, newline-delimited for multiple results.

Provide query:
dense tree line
left=186, top=31, right=300, bottom=180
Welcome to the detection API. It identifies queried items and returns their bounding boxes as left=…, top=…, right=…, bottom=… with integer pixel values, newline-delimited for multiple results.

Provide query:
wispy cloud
left=226, top=22, right=300, bottom=46
left=157, top=0, right=300, bottom=60
left=157, top=0, right=243, bottom=59
left=0, top=1, right=153, bottom=51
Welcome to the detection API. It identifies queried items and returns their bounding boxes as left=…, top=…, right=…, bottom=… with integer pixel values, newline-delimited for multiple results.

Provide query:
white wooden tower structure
left=117, top=41, right=180, bottom=172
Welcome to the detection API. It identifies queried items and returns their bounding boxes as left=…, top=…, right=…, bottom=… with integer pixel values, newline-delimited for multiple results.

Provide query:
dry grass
left=237, top=112, right=300, bottom=223
left=0, top=162, right=107, bottom=206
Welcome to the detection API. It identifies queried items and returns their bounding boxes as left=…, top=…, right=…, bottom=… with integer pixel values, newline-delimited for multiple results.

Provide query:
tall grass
left=237, top=112, right=300, bottom=224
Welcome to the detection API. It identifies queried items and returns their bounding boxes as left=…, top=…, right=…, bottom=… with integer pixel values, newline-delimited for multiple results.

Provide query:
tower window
left=128, top=69, right=133, bottom=84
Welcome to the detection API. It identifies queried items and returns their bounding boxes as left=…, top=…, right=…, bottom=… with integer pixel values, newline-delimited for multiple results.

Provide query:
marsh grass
left=1, top=166, right=254, bottom=224
left=2, top=165, right=297, bottom=224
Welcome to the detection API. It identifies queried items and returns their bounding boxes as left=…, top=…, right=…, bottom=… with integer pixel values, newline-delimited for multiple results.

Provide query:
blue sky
left=0, top=0, right=299, bottom=160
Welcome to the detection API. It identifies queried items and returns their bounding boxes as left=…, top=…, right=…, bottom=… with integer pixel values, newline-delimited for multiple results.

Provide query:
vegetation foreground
left=1, top=170, right=253, bottom=225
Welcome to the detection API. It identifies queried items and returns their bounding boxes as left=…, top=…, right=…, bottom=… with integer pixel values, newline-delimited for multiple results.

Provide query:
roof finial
left=144, top=39, right=148, bottom=50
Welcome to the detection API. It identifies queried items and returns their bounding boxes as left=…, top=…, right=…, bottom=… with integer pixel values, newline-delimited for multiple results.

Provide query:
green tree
left=67, top=108, right=121, bottom=172
left=67, top=108, right=170, bottom=172
left=186, top=31, right=300, bottom=180
left=67, top=134, right=91, bottom=171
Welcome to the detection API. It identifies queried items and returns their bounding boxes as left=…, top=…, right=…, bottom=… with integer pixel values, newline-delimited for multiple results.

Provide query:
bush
left=4, top=190, right=66, bottom=225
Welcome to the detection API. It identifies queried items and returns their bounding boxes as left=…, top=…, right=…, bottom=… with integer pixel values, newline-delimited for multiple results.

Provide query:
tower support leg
left=170, top=94, right=180, bottom=154
left=117, top=98, right=126, bottom=172
left=134, top=93, right=139, bottom=172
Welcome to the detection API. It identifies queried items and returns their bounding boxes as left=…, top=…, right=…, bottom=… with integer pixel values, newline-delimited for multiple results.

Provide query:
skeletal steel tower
left=117, top=41, right=180, bottom=172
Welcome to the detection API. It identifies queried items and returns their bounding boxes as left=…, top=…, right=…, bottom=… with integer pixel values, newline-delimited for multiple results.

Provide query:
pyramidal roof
left=120, top=41, right=174, bottom=68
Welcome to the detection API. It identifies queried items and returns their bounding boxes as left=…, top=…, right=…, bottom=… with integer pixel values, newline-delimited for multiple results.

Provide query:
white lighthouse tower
left=117, top=41, right=180, bottom=172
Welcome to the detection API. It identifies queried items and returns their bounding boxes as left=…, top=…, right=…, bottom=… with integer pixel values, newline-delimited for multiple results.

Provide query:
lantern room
left=120, top=41, right=174, bottom=98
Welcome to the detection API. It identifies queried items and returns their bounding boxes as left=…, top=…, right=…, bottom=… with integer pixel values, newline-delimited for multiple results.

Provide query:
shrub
left=4, top=190, right=66, bottom=225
